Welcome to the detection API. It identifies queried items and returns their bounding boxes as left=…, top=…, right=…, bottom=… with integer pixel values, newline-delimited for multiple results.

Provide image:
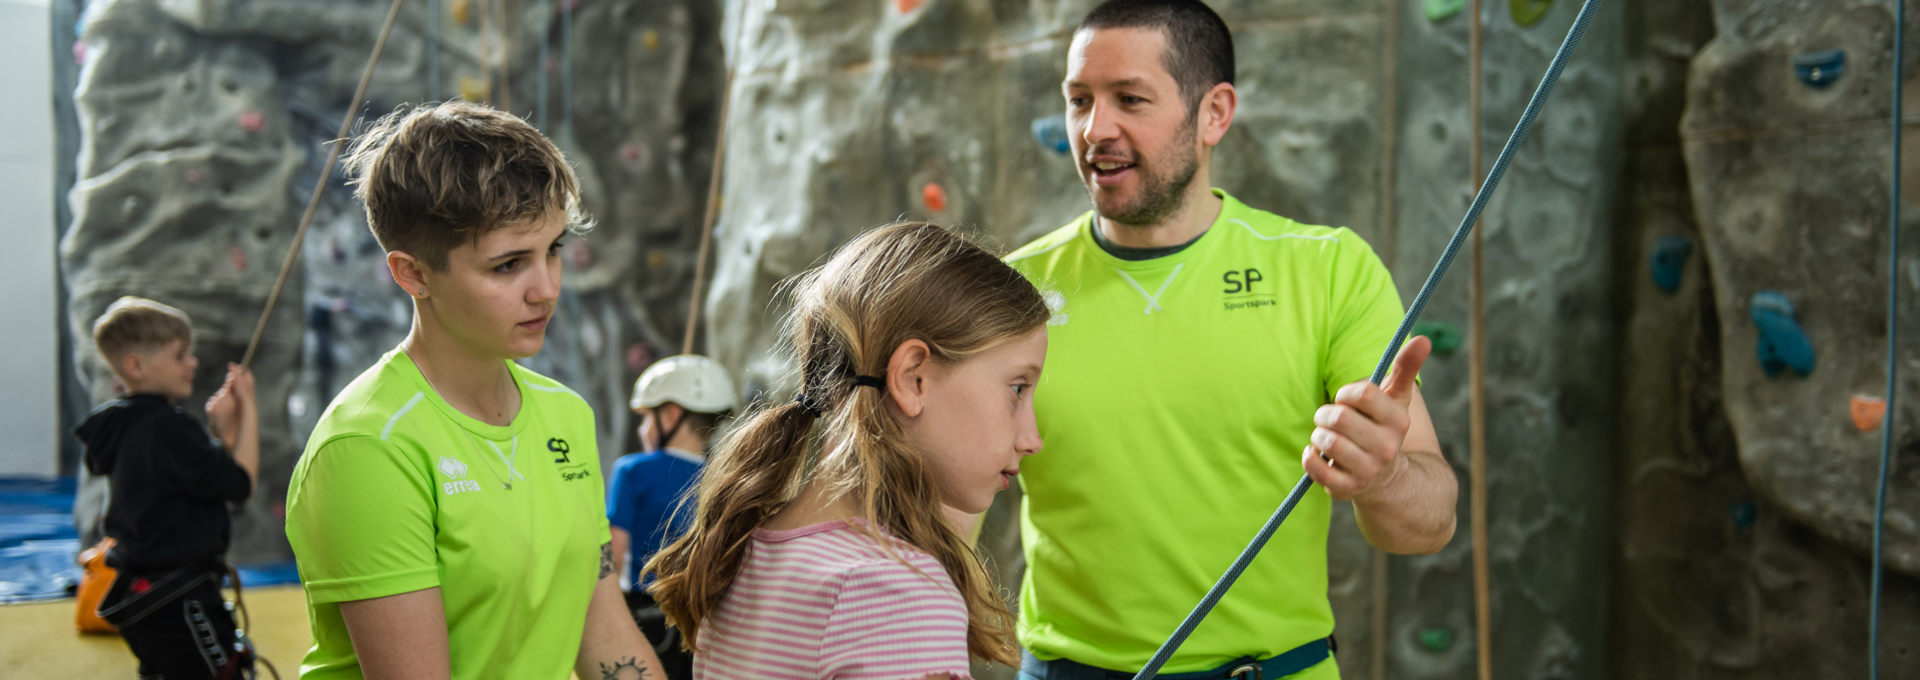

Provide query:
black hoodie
left=76, top=394, right=252, bottom=571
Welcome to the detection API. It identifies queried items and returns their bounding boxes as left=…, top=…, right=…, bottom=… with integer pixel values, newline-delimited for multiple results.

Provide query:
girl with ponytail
left=647, top=221, right=1050, bottom=679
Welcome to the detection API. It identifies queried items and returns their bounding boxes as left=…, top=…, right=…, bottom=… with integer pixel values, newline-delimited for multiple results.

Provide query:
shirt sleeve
left=1323, top=229, right=1412, bottom=396
left=821, top=557, right=974, bottom=680
left=159, top=415, right=252, bottom=504
left=287, top=435, right=440, bottom=604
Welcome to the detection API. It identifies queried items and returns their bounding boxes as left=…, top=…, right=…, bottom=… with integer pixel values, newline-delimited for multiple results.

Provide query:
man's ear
left=885, top=338, right=935, bottom=418
left=1199, top=82, right=1237, bottom=147
left=388, top=250, right=430, bottom=299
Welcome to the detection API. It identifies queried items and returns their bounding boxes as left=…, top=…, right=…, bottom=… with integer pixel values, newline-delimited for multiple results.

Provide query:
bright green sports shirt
left=286, top=349, right=609, bottom=680
left=1007, top=190, right=1407, bottom=675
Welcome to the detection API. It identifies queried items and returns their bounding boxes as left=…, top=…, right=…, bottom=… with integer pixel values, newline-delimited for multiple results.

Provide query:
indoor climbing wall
left=1382, top=1, right=1622, bottom=679
left=58, top=0, right=720, bottom=563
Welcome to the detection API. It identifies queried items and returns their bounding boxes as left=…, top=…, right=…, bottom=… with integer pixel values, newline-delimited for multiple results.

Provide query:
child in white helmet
left=607, top=354, right=736, bottom=680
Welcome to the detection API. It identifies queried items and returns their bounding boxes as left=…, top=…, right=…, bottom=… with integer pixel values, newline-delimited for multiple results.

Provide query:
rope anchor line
left=1129, top=0, right=1608, bottom=676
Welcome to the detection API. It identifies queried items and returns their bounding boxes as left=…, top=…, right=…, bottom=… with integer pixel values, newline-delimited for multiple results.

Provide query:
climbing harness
left=239, top=0, right=406, bottom=368
left=1869, top=0, right=1902, bottom=677
left=1129, top=0, right=1606, bottom=676
left=682, top=1, right=748, bottom=355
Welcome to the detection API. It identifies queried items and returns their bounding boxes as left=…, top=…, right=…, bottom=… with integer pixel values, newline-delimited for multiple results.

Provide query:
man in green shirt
left=286, top=101, right=660, bottom=680
left=1007, top=1, right=1458, bottom=678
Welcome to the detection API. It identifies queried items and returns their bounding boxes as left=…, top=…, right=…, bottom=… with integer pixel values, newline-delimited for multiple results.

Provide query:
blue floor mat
left=0, top=476, right=81, bottom=603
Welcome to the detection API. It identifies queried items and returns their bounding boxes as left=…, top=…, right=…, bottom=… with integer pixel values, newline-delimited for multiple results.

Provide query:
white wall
left=0, top=0, right=59, bottom=476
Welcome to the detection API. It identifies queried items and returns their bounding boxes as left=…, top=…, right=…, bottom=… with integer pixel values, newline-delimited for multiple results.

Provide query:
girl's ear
left=388, top=250, right=430, bottom=299
left=885, top=338, right=934, bottom=418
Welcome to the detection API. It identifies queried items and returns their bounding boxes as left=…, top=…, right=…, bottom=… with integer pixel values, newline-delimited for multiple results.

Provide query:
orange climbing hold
left=894, top=0, right=924, bottom=14
left=451, top=0, right=472, bottom=25
left=1852, top=395, right=1887, bottom=431
left=922, top=182, right=947, bottom=212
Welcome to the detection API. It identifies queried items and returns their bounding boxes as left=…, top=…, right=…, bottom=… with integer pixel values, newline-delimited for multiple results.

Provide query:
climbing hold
left=893, top=0, right=924, bottom=14
left=1031, top=114, right=1071, bottom=155
left=647, top=248, right=667, bottom=269
left=459, top=75, right=490, bottom=103
left=619, top=143, right=645, bottom=168
left=627, top=343, right=654, bottom=373
left=922, top=182, right=948, bottom=212
left=643, top=30, right=660, bottom=51
left=186, top=168, right=205, bottom=184
left=568, top=238, right=591, bottom=267
left=1750, top=291, right=1816, bottom=377
left=1412, top=320, right=1464, bottom=357
left=1417, top=627, right=1453, bottom=653
left=230, top=247, right=248, bottom=272
left=1424, top=0, right=1464, bottom=22
left=1510, top=0, right=1554, bottom=27
left=1649, top=236, right=1692, bottom=293
left=238, top=110, right=265, bottom=133
left=1792, top=49, right=1845, bottom=88
left=451, top=0, right=472, bottom=25
left=1729, top=501, right=1757, bottom=530
left=72, top=42, right=86, bottom=66
left=1851, top=394, right=1887, bottom=431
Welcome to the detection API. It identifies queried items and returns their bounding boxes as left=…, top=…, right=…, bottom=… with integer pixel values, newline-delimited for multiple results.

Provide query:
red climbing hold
left=627, top=343, right=653, bottom=372
left=230, top=247, right=247, bottom=272
left=239, top=110, right=265, bottom=133
left=1851, top=395, right=1886, bottom=431
left=922, top=182, right=947, bottom=212
left=186, top=168, right=204, bottom=183
left=72, top=42, right=86, bottom=66
left=620, top=143, right=644, bottom=168
left=894, top=0, right=924, bottom=13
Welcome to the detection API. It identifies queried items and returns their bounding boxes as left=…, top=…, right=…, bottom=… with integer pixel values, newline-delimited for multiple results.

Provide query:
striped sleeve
left=821, top=557, right=974, bottom=680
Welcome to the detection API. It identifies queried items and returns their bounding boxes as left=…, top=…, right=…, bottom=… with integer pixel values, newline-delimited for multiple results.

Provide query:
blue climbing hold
left=1751, top=291, right=1816, bottom=377
left=1031, top=114, right=1071, bottom=156
left=1729, top=501, right=1757, bottom=530
left=1650, top=236, right=1692, bottom=293
left=1792, top=49, right=1846, bottom=88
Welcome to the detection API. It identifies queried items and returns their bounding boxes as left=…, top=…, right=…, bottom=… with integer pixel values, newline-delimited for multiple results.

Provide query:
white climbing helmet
left=630, top=354, right=738, bottom=414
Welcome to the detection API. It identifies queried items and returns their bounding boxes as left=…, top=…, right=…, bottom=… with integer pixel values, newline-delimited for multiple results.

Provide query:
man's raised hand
left=1302, top=335, right=1432, bottom=500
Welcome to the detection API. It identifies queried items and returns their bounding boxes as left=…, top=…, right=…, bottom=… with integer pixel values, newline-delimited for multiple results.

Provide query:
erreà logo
left=438, top=456, right=481, bottom=495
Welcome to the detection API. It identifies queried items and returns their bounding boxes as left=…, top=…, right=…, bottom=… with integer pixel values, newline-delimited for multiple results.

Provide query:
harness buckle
left=1228, top=663, right=1263, bottom=680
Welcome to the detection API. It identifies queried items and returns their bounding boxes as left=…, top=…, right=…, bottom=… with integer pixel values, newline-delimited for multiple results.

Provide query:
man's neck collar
left=1095, top=187, right=1225, bottom=249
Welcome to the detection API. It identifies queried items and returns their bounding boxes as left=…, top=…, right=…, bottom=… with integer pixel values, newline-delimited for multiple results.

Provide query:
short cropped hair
left=92, top=296, right=193, bottom=367
left=343, top=100, right=592, bottom=271
left=1078, top=0, right=1235, bottom=115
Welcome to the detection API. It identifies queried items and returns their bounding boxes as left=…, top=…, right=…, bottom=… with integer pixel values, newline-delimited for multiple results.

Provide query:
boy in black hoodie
left=76, top=296, right=259, bottom=680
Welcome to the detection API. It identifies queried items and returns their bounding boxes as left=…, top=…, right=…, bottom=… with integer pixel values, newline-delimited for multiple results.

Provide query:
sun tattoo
left=599, top=657, right=649, bottom=680
left=599, top=542, right=614, bottom=579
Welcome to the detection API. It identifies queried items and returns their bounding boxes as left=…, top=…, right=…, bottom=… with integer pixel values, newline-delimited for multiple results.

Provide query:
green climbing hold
left=1418, top=627, right=1454, bottom=653
left=1425, top=0, right=1464, bottom=23
left=1510, top=0, right=1553, bottom=26
left=1413, top=320, right=1464, bottom=357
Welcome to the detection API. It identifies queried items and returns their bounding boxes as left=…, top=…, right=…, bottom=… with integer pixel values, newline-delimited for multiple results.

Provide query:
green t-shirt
left=1006, top=190, right=1407, bottom=675
left=286, top=349, right=610, bottom=680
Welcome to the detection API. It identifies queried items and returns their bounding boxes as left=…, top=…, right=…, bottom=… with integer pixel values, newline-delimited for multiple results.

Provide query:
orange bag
left=75, top=538, right=119, bottom=634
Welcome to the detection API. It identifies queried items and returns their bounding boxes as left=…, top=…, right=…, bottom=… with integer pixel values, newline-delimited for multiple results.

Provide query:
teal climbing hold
left=1413, top=320, right=1464, bottom=357
left=1751, top=291, right=1816, bottom=377
left=1031, top=114, right=1070, bottom=155
left=1425, top=0, right=1464, bottom=23
left=1793, top=49, right=1846, bottom=88
left=1650, top=236, right=1692, bottom=293
left=1729, top=501, right=1757, bottom=530
left=1418, top=627, right=1454, bottom=653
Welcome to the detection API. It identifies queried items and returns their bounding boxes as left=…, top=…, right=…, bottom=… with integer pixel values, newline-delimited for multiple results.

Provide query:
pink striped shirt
left=694, top=520, right=974, bottom=680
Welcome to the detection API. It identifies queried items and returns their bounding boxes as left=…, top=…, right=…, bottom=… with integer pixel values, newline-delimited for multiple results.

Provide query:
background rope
left=1370, top=0, right=1400, bottom=673
left=1129, top=0, right=1605, bottom=676
left=1467, top=0, right=1493, bottom=678
left=682, top=1, right=747, bottom=355
left=239, top=0, right=406, bottom=368
left=1870, top=0, right=1903, bottom=676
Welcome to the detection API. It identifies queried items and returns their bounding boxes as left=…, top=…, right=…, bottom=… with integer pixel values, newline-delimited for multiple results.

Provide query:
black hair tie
left=851, top=375, right=886, bottom=390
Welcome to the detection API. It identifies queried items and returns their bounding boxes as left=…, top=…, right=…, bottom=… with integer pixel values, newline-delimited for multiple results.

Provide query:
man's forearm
left=1353, top=449, right=1457, bottom=554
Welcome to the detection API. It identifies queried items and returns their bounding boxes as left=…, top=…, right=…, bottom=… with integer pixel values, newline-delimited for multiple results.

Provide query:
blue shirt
left=605, top=448, right=704, bottom=587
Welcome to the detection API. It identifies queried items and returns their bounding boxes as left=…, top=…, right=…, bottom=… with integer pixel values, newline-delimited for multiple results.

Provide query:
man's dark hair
left=1077, top=0, right=1235, bottom=115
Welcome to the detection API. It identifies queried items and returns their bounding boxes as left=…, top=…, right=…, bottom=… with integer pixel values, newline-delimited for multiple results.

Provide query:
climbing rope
left=682, top=2, right=747, bottom=355
left=1369, top=0, right=1400, bottom=673
left=1130, top=0, right=1606, bottom=676
left=1466, top=0, right=1493, bottom=678
left=429, top=0, right=440, bottom=101
left=1869, top=0, right=1903, bottom=677
left=240, top=0, right=406, bottom=368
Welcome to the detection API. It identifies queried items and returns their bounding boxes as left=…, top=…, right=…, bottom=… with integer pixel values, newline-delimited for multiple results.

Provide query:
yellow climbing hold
left=644, top=30, right=660, bottom=51
left=1510, top=0, right=1553, bottom=26
left=459, top=75, right=490, bottom=102
left=451, top=0, right=471, bottom=25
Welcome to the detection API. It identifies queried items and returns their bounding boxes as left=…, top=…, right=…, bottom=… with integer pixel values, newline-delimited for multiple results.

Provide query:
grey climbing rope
left=1869, top=0, right=1902, bottom=677
left=1130, top=0, right=1606, bottom=676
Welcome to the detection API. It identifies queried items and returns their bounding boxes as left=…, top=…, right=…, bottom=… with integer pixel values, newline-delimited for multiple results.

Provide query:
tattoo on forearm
left=600, top=542, right=615, bottom=579
left=599, top=656, right=649, bottom=680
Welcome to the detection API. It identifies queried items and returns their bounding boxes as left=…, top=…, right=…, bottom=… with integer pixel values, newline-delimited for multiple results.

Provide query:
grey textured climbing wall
left=60, top=0, right=721, bottom=562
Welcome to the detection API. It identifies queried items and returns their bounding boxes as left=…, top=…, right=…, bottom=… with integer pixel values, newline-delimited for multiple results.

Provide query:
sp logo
left=548, top=438, right=571, bottom=463
left=1222, top=268, right=1264, bottom=294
